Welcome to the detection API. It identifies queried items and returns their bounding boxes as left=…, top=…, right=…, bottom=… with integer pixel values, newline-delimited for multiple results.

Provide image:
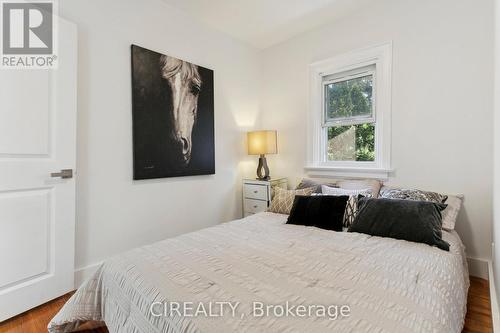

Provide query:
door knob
left=51, top=169, right=73, bottom=179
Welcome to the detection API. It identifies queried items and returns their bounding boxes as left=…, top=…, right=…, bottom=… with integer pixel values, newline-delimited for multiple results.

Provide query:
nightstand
left=242, top=177, right=288, bottom=217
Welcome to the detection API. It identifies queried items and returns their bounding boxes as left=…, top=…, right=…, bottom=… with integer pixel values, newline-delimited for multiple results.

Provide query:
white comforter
left=49, top=212, right=469, bottom=333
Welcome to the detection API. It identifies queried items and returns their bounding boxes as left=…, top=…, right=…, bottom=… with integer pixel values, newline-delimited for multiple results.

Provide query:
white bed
left=49, top=212, right=469, bottom=333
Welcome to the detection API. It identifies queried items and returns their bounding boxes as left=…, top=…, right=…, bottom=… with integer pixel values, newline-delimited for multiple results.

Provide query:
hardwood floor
left=0, top=276, right=493, bottom=333
left=463, top=277, right=493, bottom=333
left=0, top=292, right=107, bottom=333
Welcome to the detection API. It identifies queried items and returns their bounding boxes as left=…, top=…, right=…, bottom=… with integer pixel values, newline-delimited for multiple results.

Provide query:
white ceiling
left=161, top=0, right=371, bottom=49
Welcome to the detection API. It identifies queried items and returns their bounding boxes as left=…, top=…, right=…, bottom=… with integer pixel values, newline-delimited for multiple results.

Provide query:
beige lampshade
left=247, top=130, right=277, bottom=155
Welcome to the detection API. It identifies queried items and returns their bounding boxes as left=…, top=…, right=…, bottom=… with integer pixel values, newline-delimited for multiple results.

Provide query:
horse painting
left=131, top=45, right=215, bottom=180
left=160, top=55, right=202, bottom=165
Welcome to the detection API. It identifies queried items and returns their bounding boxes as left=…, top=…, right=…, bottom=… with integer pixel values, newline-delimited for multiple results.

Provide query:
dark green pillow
left=348, top=198, right=449, bottom=251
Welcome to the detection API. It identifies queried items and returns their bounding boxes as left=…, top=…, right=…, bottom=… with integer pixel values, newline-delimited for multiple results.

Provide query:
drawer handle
left=253, top=205, right=258, bottom=208
left=253, top=190, right=258, bottom=193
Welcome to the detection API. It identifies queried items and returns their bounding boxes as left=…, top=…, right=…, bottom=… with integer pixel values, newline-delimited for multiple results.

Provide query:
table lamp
left=247, top=130, right=277, bottom=180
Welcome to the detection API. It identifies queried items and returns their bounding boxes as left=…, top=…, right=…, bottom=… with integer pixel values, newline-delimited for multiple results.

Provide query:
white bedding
left=49, top=212, right=469, bottom=333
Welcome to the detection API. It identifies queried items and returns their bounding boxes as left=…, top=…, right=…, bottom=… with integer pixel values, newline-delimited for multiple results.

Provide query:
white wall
left=60, top=0, right=261, bottom=274
left=260, top=0, right=494, bottom=263
left=494, top=0, right=500, bottom=296
left=62, top=0, right=495, bottom=278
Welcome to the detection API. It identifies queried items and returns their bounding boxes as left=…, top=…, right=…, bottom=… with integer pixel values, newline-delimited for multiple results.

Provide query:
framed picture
left=131, top=45, right=215, bottom=180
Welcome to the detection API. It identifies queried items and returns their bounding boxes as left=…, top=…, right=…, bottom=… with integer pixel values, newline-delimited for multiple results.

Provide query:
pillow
left=321, top=186, right=372, bottom=228
left=296, top=178, right=337, bottom=193
left=287, top=195, right=349, bottom=231
left=380, top=186, right=459, bottom=229
left=321, top=185, right=372, bottom=197
left=379, top=186, right=447, bottom=203
left=441, top=194, right=464, bottom=230
left=343, top=195, right=361, bottom=229
left=268, top=186, right=315, bottom=214
left=348, top=198, right=449, bottom=251
left=336, top=179, right=382, bottom=198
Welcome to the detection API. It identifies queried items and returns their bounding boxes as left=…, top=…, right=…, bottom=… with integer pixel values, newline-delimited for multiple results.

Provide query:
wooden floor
left=0, top=276, right=493, bottom=333
left=0, top=292, right=107, bottom=333
left=463, top=277, right=493, bottom=333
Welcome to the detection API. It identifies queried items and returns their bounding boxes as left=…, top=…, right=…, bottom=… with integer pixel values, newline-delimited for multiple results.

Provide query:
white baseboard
left=468, top=257, right=489, bottom=280
left=74, top=262, right=102, bottom=288
left=488, top=260, right=500, bottom=332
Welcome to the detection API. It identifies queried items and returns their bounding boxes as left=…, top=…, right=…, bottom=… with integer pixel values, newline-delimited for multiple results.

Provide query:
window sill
left=304, top=165, right=393, bottom=179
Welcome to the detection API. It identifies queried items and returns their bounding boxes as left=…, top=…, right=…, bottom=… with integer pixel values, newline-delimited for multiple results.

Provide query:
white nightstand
left=242, top=177, right=288, bottom=217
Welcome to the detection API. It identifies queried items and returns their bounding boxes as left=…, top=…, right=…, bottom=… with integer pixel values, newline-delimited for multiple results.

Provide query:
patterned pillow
left=380, top=187, right=448, bottom=203
left=321, top=186, right=372, bottom=228
left=268, top=187, right=315, bottom=214
left=343, top=196, right=361, bottom=229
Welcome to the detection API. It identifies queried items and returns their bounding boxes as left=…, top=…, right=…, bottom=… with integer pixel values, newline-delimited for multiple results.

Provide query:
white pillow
left=321, top=185, right=372, bottom=197
left=336, top=179, right=382, bottom=197
left=442, top=194, right=463, bottom=230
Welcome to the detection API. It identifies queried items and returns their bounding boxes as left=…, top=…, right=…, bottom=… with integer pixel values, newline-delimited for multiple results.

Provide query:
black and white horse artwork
left=131, top=45, right=214, bottom=180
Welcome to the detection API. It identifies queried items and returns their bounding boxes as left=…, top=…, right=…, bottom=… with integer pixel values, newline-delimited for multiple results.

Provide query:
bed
left=49, top=212, right=469, bottom=333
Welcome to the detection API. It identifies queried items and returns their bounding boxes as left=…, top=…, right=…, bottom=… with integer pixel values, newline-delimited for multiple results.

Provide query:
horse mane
left=160, top=55, right=202, bottom=89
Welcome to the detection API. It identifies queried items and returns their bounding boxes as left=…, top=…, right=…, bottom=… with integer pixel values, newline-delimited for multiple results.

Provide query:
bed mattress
left=49, top=212, right=469, bottom=333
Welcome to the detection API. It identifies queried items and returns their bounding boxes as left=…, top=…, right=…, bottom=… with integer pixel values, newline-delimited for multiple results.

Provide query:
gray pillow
left=348, top=198, right=449, bottom=251
left=296, top=178, right=336, bottom=193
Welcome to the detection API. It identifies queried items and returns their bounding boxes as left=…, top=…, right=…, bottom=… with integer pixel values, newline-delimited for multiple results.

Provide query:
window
left=307, top=43, right=392, bottom=178
left=323, top=66, right=375, bottom=162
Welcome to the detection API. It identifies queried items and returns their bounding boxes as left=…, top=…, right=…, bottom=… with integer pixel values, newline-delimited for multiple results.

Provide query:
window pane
left=327, top=123, right=375, bottom=161
left=325, top=74, right=373, bottom=121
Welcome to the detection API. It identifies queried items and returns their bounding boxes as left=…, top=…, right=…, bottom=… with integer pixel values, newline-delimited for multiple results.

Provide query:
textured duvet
left=49, top=212, right=469, bottom=333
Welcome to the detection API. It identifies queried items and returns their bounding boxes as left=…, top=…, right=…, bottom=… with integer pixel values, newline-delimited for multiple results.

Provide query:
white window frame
left=306, top=42, right=393, bottom=179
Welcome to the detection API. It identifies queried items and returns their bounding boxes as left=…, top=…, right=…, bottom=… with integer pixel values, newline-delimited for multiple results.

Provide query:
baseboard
left=74, top=262, right=102, bottom=288
left=488, top=260, right=500, bottom=332
left=467, top=257, right=489, bottom=280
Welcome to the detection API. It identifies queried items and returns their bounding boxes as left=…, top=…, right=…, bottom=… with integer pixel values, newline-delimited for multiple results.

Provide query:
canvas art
left=131, top=45, right=215, bottom=179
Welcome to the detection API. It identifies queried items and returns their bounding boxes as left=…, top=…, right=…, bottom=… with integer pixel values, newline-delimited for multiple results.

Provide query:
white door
left=0, top=18, right=77, bottom=321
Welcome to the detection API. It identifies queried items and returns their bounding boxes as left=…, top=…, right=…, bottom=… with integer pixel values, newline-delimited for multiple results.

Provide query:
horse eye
left=190, top=84, right=200, bottom=96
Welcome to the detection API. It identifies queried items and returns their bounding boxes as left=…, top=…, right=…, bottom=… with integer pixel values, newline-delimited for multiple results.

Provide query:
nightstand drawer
left=244, top=198, right=268, bottom=214
left=242, top=177, right=287, bottom=218
left=243, top=184, right=268, bottom=200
